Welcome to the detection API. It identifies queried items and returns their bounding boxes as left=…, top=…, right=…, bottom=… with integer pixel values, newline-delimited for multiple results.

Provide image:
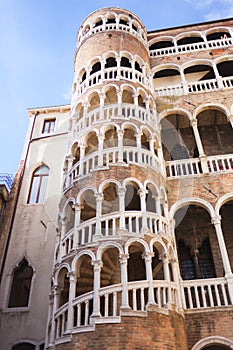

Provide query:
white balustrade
left=74, top=104, right=155, bottom=135
left=76, top=67, right=149, bottom=97
left=222, top=76, right=233, bottom=88
left=187, top=78, right=218, bottom=93
left=64, top=147, right=160, bottom=190
left=182, top=277, right=232, bottom=309
left=78, top=22, right=147, bottom=48
left=207, top=154, right=233, bottom=173
left=60, top=213, right=169, bottom=257
left=166, top=158, right=202, bottom=178
left=150, top=37, right=233, bottom=57
left=154, top=84, right=183, bottom=97
left=54, top=303, right=69, bottom=340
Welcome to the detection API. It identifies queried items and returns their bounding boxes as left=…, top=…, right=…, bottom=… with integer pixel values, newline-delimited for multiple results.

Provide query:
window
left=8, top=259, right=33, bottom=308
left=27, top=165, right=49, bottom=204
left=42, top=118, right=55, bottom=134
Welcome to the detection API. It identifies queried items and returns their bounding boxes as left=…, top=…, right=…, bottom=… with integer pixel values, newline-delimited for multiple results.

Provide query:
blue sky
left=1, top=0, right=233, bottom=175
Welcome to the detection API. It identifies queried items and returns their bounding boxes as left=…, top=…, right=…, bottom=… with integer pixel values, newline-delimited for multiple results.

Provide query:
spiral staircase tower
left=46, top=7, right=186, bottom=349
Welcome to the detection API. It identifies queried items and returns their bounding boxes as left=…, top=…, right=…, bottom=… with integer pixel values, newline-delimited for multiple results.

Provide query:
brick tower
left=46, top=7, right=187, bottom=350
left=1, top=6, right=233, bottom=350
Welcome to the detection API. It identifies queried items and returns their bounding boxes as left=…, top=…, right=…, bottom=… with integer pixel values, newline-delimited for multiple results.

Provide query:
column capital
left=94, top=192, right=103, bottom=201
left=190, top=118, right=198, bottom=127
left=67, top=271, right=77, bottom=282
left=119, top=253, right=129, bottom=264
left=138, top=188, right=147, bottom=197
left=92, top=260, right=103, bottom=270
left=143, top=251, right=154, bottom=262
left=211, top=215, right=222, bottom=225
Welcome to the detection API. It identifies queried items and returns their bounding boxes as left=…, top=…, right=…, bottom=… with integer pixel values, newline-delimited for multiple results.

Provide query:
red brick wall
left=55, top=308, right=187, bottom=350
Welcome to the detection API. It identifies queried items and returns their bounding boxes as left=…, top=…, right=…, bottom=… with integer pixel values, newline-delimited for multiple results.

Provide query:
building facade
left=1, top=7, right=233, bottom=350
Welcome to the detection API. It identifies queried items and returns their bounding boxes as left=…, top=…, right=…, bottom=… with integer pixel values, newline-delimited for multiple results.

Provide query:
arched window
left=12, top=343, right=35, bottom=350
left=8, top=259, right=33, bottom=308
left=27, top=165, right=49, bottom=204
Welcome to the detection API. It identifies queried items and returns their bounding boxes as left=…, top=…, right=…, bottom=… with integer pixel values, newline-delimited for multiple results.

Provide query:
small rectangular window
left=42, top=119, right=55, bottom=134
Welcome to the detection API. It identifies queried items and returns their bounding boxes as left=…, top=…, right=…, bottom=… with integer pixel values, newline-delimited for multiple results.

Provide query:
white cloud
left=184, top=0, right=233, bottom=20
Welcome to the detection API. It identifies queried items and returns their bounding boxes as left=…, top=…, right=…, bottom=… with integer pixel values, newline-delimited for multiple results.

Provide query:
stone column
left=212, top=62, right=224, bottom=88
left=67, top=272, right=77, bottom=332
left=91, top=260, right=103, bottom=317
left=170, top=258, right=183, bottom=309
left=180, top=68, right=189, bottom=94
left=119, top=253, right=130, bottom=309
left=116, top=56, right=121, bottom=80
left=161, top=253, right=172, bottom=305
left=99, top=92, right=105, bottom=120
left=78, top=141, right=86, bottom=176
left=190, top=119, right=208, bottom=173
left=98, top=132, right=104, bottom=167
left=117, top=91, right=122, bottom=117
left=117, top=130, right=124, bottom=163
left=73, top=203, right=82, bottom=248
left=94, top=193, right=103, bottom=240
left=138, top=188, right=148, bottom=233
left=212, top=216, right=232, bottom=276
left=212, top=216, right=233, bottom=303
left=143, top=252, right=155, bottom=305
left=50, top=285, right=61, bottom=344
left=118, top=188, right=126, bottom=231
left=136, top=130, right=142, bottom=163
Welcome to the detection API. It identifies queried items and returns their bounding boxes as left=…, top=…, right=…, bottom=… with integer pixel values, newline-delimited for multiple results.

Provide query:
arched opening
left=160, top=114, right=195, bottom=161
left=217, top=60, right=233, bottom=78
left=94, top=17, right=103, bottom=27
left=71, top=142, right=80, bottom=165
left=128, top=243, right=146, bottom=281
left=101, top=248, right=120, bottom=287
left=106, top=15, right=116, bottom=24
left=104, top=126, right=118, bottom=149
left=76, top=255, right=94, bottom=297
left=120, top=57, right=131, bottom=68
left=119, top=17, right=128, bottom=26
left=104, top=87, right=117, bottom=104
left=105, top=57, right=117, bottom=68
left=152, top=245, right=164, bottom=280
left=220, top=200, right=233, bottom=271
left=90, top=61, right=101, bottom=75
left=8, top=259, right=33, bottom=308
left=123, top=127, right=137, bottom=147
left=203, top=345, right=231, bottom=350
left=88, top=92, right=100, bottom=112
left=207, top=31, right=230, bottom=41
left=175, top=205, right=219, bottom=280
left=58, top=268, right=69, bottom=307
left=177, top=35, right=204, bottom=46
left=122, top=89, right=134, bottom=104
left=146, top=184, right=157, bottom=213
left=153, top=68, right=181, bottom=89
left=135, top=61, right=142, bottom=73
left=102, top=182, right=119, bottom=215
left=125, top=182, right=141, bottom=211
left=85, top=131, right=98, bottom=156
left=197, top=109, right=233, bottom=156
left=149, top=40, right=173, bottom=51
left=80, top=70, right=86, bottom=83
left=80, top=189, right=96, bottom=222
left=184, top=64, right=215, bottom=91
left=141, top=130, right=150, bottom=150
left=64, top=201, right=75, bottom=235
left=75, top=103, right=84, bottom=120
